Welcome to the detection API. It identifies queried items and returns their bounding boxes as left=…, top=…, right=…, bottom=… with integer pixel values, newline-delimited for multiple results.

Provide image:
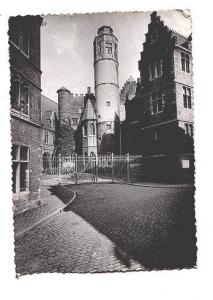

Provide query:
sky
left=41, top=10, right=191, bottom=102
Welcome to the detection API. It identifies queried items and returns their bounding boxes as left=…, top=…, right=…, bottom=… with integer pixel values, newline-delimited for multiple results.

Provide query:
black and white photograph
left=8, top=9, right=197, bottom=275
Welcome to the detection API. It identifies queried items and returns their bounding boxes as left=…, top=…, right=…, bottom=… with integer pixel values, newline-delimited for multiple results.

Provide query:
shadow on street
left=59, top=184, right=196, bottom=270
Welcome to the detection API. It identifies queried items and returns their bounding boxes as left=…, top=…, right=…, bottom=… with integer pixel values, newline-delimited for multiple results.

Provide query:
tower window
left=98, top=41, right=102, bottom=53
left=181, top=52, right=190, bottom=73
left=106, top=42, right=112, bottom=54
left=106, top=101, right=110, bottom=106
left=114, top=43, right=118, bottom=59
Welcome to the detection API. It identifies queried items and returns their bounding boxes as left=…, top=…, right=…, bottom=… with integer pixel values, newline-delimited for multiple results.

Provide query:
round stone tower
left=94, top=26, right=120, bottom=154
left=57, top=86, right=71, bottom=125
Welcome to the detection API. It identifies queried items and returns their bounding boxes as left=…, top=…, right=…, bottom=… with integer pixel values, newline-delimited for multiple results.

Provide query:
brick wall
left=9, top=16, right=43, bottom=213
left=11, top=117, right=42, bottom=212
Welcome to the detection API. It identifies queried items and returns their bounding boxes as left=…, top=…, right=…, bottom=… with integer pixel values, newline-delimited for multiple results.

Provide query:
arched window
left=83, top=124, right=87, bottom=136
left=90, top=123, right=95, bottom=135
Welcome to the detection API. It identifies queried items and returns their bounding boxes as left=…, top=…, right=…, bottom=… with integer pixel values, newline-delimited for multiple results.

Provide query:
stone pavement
left=13, top=186, right=74, bottom=238
left=14, top=183, right=196, bottom=274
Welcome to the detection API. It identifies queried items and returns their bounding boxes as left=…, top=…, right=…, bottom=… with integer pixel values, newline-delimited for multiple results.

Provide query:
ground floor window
left=12, top=144, right=29, bottom=193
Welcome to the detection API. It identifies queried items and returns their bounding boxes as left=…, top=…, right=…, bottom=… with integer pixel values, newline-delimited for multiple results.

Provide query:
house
left=124, top=11, right=194, bottom=182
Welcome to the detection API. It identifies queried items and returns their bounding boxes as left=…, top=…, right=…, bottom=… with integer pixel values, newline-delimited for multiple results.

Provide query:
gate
left=42, top=154, right=143, bottom=185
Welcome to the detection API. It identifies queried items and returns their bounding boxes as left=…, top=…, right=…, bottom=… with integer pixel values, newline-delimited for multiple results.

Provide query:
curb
left=115, top=179, right=194, bottom=188
left=15, top=188, right=77, bottom=239
left=127, top=183, right=194, bottom=188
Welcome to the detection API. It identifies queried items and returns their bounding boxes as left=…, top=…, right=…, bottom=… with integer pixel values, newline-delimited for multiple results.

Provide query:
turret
left=57, top=86, right=71, bottom=125
left=94, top=25, right=120, bottom=154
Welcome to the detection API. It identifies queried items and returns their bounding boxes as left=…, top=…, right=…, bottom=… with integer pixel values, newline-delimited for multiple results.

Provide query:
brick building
left=124, top=12, right=194, bottom=182
left=9, top=16, right=43, bottom=213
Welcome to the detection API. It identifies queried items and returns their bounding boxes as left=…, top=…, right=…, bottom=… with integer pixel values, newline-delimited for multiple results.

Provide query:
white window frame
left=181, top=52, right=190, bottom=73
left=183, top=86, right=192, bottom=109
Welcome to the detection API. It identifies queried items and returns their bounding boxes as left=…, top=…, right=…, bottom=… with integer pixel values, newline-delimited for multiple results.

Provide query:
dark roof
left=57, top=86, right=70, bottom=93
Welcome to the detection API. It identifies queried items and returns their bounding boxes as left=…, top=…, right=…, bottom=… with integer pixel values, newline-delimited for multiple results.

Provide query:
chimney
left=151, top=11, right=157, bottom=22
left=87, top=87, right=91, bottom=94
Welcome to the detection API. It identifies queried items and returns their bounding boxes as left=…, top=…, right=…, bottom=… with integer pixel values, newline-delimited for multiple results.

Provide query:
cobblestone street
left=15, top=183, right=196, bottom=274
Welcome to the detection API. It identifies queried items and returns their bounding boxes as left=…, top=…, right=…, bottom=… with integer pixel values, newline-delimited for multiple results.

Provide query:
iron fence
left=42, top=153, right=143, bottom=184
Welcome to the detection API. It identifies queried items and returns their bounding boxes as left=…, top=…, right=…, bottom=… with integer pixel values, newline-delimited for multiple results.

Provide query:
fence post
left=59, top=153, right=62, bottom=180
left=75, top=153, right=78, bottom=185
left=127, top=153, right=130, bottom=184
left=111, top=153, right=114, bottom=183
left=96, top=154, right=98, bottom=184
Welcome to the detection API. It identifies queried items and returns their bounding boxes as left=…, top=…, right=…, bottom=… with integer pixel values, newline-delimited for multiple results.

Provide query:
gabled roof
left=81, top=98, right=97, bottom=121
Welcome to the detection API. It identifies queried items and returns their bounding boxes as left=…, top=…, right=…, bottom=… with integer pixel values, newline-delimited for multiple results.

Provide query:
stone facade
left=9, top=16, right=43, bottom=213
left=124, top=11, right=194, bottom=182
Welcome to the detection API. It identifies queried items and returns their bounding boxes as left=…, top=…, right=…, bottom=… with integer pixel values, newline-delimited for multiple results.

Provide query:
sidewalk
left=13, top=186, right=71, bottom=238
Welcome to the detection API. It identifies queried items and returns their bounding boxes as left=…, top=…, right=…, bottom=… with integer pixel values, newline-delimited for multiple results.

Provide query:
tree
left=58, top=118, right=75, bottom=156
